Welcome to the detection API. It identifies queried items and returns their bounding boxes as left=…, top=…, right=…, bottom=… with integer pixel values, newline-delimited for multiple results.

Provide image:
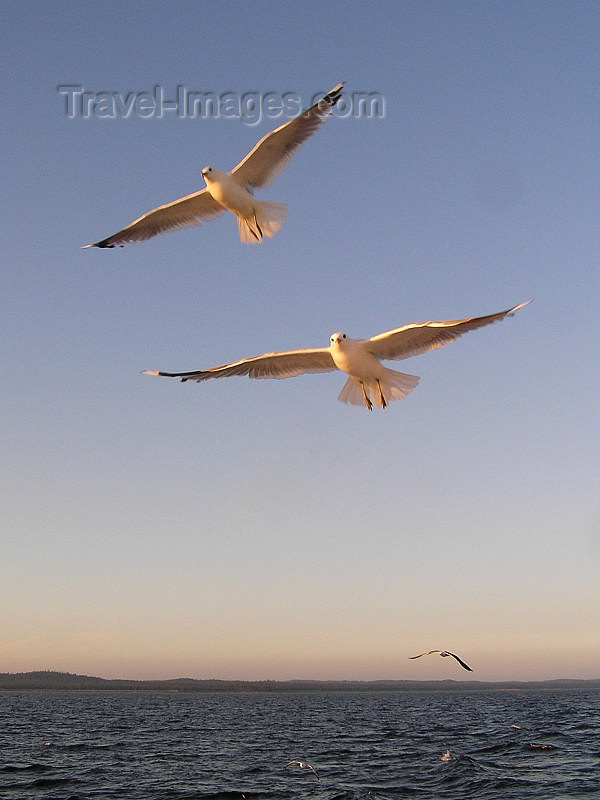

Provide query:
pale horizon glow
left=2, top=0, right=599, bottom=683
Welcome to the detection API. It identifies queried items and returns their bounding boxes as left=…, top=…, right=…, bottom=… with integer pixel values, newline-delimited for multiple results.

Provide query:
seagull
left=284, top=760, right=319, bottom=779
left=143, top=302, right=530, bottom=410
left=409, top=650, right=473, bottom=672
left=83, top=83, right=343, bottom=248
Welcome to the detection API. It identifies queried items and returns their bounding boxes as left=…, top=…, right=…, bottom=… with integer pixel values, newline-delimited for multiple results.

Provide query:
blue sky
left=2, top=1, right=598, bottom=681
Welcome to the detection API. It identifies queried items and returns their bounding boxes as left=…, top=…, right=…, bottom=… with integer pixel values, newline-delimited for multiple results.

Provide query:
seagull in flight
left=410, top=650, right=473, bottom=672
left=143, top=302, right=530, bottom=410
left=83, top=83, right=343, bottom=248
left=284, top=760, right=319, bottom=779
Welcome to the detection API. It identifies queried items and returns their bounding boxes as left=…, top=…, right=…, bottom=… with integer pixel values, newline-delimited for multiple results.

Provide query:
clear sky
left=2, top=1, right=598, bottom=682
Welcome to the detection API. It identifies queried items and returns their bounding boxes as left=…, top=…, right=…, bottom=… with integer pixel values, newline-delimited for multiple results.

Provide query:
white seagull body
left=143, top=302, right=530, bottom=410
left=284, top=760, right=319, bottom=779
left=410, top=650, right=473, bottom=672
left=83, top=83, right=343, bottom=248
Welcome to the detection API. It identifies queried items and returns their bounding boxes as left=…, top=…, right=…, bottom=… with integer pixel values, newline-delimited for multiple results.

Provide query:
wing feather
left=409, top=651, right=441, bottom=659
left=144, top=347, right=336, bottom=382
left=366, top=302, right=531, bottom=361
left=83, top=189, right=224, bottom=248
left=448, top=652, right=473, bottom=671
left=230, top=83, right=343, bottom=189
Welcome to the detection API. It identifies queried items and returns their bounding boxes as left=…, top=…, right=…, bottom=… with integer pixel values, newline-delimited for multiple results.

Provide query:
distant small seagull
left=83, top=83, right=343, bottom=248
left=143, top=302, right=530, bottom=410
left=410, top=650, right=473, bottom=672
left=284, top=760, right=319, bottom=779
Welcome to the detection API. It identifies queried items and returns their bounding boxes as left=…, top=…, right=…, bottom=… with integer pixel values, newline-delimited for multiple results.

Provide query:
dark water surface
left=1, top=689, right=598, bottom=799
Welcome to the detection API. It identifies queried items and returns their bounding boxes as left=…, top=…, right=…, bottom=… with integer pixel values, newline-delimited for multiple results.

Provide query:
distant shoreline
left=1, top=672, right=599, bottom=693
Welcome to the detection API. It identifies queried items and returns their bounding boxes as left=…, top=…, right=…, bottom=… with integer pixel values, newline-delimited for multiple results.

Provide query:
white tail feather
left=238, top=216, right=260, bottom=244
left=237, top=200, right=288, bottom=244
left=338, top=368, right=420, bottom=409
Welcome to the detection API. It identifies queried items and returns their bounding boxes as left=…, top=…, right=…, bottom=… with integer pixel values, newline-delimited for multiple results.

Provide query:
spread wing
left=447, top=652, right=473, bottom=671
left=144, top=347, right=336, bottom=382
left=230, top=83, right=343, bottom=189
left=409, top=651, right=441, bottom=660
left=366, top=302, right=531, bottom=361
left=83, top=189, right=224, bottom=248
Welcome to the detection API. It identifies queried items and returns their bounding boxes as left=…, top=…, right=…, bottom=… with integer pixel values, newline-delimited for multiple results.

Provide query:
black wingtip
left=325, top=82, right=344, bottom=107
left=83, top=239, right=116, bottom=249
left=315, top=83, right=344, bottom=113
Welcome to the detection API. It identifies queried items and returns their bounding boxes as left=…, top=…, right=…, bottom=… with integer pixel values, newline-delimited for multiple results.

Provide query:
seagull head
left=201, top=166, right=215, bottom=184
left=330, top=332, right=348, bottom=348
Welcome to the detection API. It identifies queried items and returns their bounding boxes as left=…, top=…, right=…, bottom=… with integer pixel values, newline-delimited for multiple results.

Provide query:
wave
left=0, top=762, right=52, bottom=773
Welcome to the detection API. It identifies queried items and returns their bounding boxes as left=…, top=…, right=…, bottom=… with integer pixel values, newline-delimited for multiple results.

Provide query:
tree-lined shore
left=1, top=671, right=599, bottom=693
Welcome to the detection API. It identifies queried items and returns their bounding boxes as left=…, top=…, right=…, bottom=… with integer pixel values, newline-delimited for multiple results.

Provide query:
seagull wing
left=409, top=651, right=441, bottom=660
left=144, top=347, right=336, bottom=382
left=230, top=83, right=343, bottom=189
left=447, top=652, right=473, bottom=671
left=365, top=302, right=531, bottom=362
left=83, top=189, right=224, bottom=248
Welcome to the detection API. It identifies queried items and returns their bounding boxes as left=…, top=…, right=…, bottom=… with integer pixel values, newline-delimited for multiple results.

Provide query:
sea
left=1, top=689, right=598, bottom=799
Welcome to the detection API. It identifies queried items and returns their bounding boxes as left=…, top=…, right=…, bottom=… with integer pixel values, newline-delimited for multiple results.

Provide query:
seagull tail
left=381, top=368, right=420, bottom=403
left=238, top=201, right=288, bottom=244
left=337, top=368, right=420, bottom=409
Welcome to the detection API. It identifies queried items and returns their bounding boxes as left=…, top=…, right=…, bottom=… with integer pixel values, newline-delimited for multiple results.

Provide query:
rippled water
left=1, top=689, right=598, bottom=799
